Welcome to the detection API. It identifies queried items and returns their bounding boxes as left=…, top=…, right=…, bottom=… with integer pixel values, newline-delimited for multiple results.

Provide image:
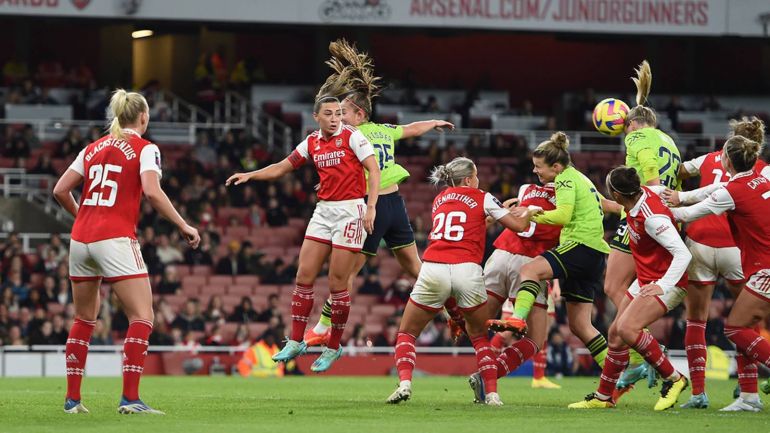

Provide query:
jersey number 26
left=430, top=211, right=467, bottom=241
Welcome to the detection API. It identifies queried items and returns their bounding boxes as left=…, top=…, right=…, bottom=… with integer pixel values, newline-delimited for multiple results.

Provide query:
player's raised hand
left=661, top=188, right=680, bottom=207
left=180, top=224, right=201, bottom=249
left=433, top=120, right=455, bottom=132
left=639, top=283, right=663, bottom=297
left=225, top=172, right=252, bottom=186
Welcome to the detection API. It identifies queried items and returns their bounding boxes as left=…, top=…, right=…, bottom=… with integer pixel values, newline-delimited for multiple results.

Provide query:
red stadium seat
left=209, top=275, right=234, bottom=286
left=182, top=275, right=207, bottom=289
left=370, top=304, right=397, bottom=317
left=191, top=265, right=212, bottom=276
left=248, top=323, right=269, bottom=338
left=200, top=284, right=226, bottom=297
left=227, top=284, right=253, bottom=297
left=234, top=275, right=259, bottom=286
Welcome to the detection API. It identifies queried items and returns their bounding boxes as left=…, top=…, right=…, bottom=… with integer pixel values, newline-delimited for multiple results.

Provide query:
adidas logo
left=480, top=356, right=494, bottom=364
left=694, top=357, right=706, bottom=364
left=314, top=145, right=321, bottom=151
left=66, top=354, right=78, bottom=363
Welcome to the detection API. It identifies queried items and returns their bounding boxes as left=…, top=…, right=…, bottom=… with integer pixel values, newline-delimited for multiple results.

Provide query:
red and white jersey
left=288, top=125, right=373, bottom=201
left=423, top=187, right=509, bottom=265
left=69, top=129, right=162, bottom=243
left=627, top=187, right=690, bottom=289
left=682, top=152, right=766, bottom=248
left=682, top=152, right=735, bottom=248
left=493, top=183, right=561, bottom=257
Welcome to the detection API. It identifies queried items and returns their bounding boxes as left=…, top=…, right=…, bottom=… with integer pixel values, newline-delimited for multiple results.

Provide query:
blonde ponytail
left=626, top=60, right=657, bottom=128
left=632, top=60, right=652, bottom=106
left=107, top=88, right=148, bottom=140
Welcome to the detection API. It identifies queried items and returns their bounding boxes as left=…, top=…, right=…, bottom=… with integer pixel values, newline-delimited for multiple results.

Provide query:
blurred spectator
left=7, top=325, right=25, bottom=345
left=204, top=323, right=227, bottom=346
left=346, top=324, right=370, bottom=353
left=665, top=96, right=685, bottom=131
left=216, top=240, right=246, bottom=276
left=547, top=330, right=576, bottom=378
left=229, top=296, right=259, bottom=323
left=90, top=318, right=113, bottom=345
left=203, top=295, right=227, bottom=322
left=3, top=270, right=30, bottom=302
left=382, top=276, right=411, bottom=307
left=21, top=288, right=46, bottom=311
left=185, top=231, right=214, bottom=265
left=156, top=235, right=184, bottom=265
left=172, top=300, right=206, bottom=332
left=373, top=320, right=399, bottom=346
left=265, top=198, right=288, bottom=227
left=156, top=266, right=181, bottom=295
left=256, top=294, right=282, bottom=323
left=231, top=323, right=252, bottom=348
left=30, top=153, right=57, bottom=176
left=149, top=317, right=174, bottom=346
left=412, top=216, right=428, bottom=249
left=358, top=274, right=384, bottom=296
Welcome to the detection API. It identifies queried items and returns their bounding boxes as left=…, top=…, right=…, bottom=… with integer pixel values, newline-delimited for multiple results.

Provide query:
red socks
left=65, top=318, right=95, bottom=401
left=122, top=319, right=152, bottom=401
left=290, top=283, right=314, bottom=341
left=395, top=332, right=417, bottom=381
left=737, top=352, right=759, bottom=394
left=490, top=333, right=505, bottom=353
left=328, top=290, right=351, bottom=350
left=495, top=337, right=538, bottom=378
left=632, top=330, right=676, bottom=379
left=726, top=326, right=770, bottom=368
left=597, top=348, right=630, bottom=398
left=471, top=335, right=498, bottom=393
left=685, top=320, right=707, bottom=395
left=533, top=342, right=548, bottom=380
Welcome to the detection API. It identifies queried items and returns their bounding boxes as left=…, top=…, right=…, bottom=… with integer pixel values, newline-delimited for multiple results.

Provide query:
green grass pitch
left=1, top=376, right=768, bottom=433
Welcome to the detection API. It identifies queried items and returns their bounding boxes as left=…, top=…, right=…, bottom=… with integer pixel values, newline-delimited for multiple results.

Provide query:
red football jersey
left=69, top=130, right=162, bottom=243
left=684, top=152, right=735, bottom=248
left=684, top=153, right=766, bottom=248
left=627, top=187, right=688, bottom=288
left=423, top=187, right=508, bottom=265
left=724, top=170, right=770, bottom=277
left=493, top=184, right=561, bottom=257
left=288, top=125, right=373, bottom=201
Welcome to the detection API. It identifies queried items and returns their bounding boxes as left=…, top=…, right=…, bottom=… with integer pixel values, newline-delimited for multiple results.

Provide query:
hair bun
left=550, top=132, right=569, bottom=151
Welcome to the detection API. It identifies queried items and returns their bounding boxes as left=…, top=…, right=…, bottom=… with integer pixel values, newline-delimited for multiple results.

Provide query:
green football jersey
left=624, top=127, right=682, bottom=190
left=551, top=166, right=610, bottom=254
left=356, top=122, right=411, bottom=189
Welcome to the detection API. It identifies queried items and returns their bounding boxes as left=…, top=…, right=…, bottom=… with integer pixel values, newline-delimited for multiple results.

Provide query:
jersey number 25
left=82, top=163, right=122, bottom=207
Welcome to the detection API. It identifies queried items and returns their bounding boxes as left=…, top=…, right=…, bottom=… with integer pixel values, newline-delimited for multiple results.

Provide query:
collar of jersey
left=121, top=128, right=142, bottom=138
left=628, top=188, right=650, bottom=217
left=731, top=170, right=755, bottom=181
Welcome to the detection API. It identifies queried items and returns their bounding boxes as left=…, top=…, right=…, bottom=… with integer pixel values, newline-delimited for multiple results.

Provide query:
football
left=592, top=98, right=630, bottom=136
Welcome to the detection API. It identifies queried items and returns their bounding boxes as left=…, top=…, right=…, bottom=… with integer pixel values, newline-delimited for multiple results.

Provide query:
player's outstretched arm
left=141, top=171, right=200, bottom=249
left=52, top=169, right=84, bottom=218
left=497, top=213, right=530, bottom=233
left=400, top=120, right=455, bottom=138
left=225, top=158, right=294, bottom=186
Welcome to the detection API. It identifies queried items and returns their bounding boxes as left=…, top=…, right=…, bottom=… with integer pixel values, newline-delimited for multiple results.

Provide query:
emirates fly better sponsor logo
left=319, top=0, right=391, bottom=22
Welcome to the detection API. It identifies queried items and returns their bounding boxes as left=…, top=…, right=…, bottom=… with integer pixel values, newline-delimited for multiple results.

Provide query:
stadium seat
left=227, top=284, right=253, bottom=297
left=192, top=265, right=212, bottom=276
left=234, top=275, right=259, bottom=286
left=370, top=304, right=398, bottom=317
left=209, top=275, right=234, bottom=287
left=182, top=275, right=207, bottom=289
